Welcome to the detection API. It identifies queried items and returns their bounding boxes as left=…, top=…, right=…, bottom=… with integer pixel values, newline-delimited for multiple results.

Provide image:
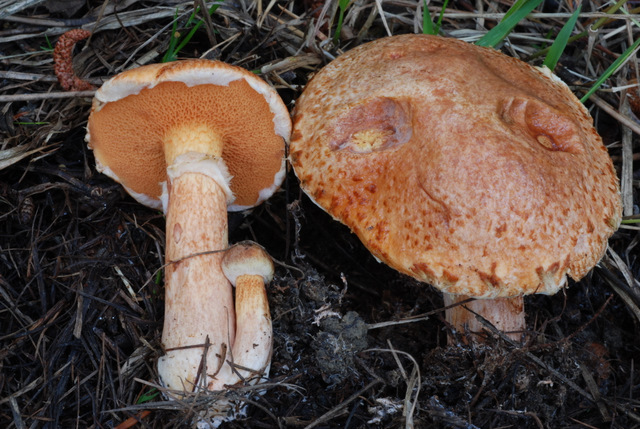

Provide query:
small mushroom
left=86, top=59, right=291, bottom=420
left=290, top=35, right=621, bottom=342
left=219, top=241, right=274, bottom=384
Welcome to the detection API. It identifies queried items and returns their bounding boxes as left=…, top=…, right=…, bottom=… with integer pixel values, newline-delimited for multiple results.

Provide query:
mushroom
left=289, top=34, right=621, bottom=342
left=219, top=241, right=274, bottom=383
left=85, top=59, right=291, bottom=420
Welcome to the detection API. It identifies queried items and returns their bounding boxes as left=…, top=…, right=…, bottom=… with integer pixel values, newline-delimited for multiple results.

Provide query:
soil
left=1, top=1, right=639, bottom=428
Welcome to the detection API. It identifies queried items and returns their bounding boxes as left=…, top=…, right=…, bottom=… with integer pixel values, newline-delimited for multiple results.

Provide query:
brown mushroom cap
left=86, top=59, right=291, bottom=211
left=290, top=34, right=621, bottom=299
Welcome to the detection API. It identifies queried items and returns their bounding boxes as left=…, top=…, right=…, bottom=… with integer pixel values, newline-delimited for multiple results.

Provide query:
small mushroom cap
left=290, top=34, right=622, bottom=299
left=86, top=59, right=291, bottom=211
left=221, top=241, right=275, bottom=286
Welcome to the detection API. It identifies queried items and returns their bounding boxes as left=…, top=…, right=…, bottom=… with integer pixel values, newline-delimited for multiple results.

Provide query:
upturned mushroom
left=85, top=59, right=290, bottom=421
left=290, top=34, right=621, bottom=342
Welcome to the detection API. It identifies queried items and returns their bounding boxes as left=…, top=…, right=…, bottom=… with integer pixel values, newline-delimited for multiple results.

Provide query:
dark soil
left=1, top=1, right=639, bottom=428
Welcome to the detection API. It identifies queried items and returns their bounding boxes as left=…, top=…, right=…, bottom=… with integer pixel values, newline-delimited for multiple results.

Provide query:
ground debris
left=1, top=1, right=639, bottom=428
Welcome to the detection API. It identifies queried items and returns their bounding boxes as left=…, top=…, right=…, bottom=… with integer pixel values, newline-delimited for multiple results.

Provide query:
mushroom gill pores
left=290, top=34, right=621, bottom=339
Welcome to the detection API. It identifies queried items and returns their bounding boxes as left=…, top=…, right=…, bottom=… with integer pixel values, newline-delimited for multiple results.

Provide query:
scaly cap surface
left=290, top=34, right=621, bottom=298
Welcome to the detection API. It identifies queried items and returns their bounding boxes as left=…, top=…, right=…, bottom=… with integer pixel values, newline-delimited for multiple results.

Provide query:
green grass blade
left=620, top=4, right=640, bottom=28
left=502, top=0, right=528, bottom=20
left=162, top=8, right=181, bottom=63
left=422, top=0, right=436, bottom=35
left=529, top=1, right=634, bottom=61
left=543, top=5, right=582, bottom=70
left=476, top=0, right=544, bottom=48
left=173, top=21, right=205, bottom=56
left=40, top=35, right=53, bottom=51
left=621, top=218, right=640, bottom=224
left=435, top=0, right=450, bottom=34
left=185, top=5, right=199, bottom=27
left=333, top=0, right=351, bottom=43
left=163, top=1, right=223, bottom=62
left=422, top=0, right=450, bottom=35
left=580, top=36, right=640, bottom=103
left=136, top=388, right=160, bottom=404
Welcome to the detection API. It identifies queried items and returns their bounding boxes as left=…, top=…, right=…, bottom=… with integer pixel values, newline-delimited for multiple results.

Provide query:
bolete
left=289, top=35, right=621, bottom=342
left=86, top=59, right=291, bottom=421
left=220, top=241, right=275, bottom=383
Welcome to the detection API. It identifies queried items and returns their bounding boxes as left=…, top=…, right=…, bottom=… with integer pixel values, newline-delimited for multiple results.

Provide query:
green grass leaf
left=476, top=0, right=544, bottom=48
left=136, top=388, right=160, bottom=404
left=502, top=0, right=529, bottom=20
left=163, top=8, right=181, bottom=63
left=163, top=2, right=222, bottom=63
left=40, top=35, right=53, bottom=52
left=543, top=5, right=582, bottom=70
left=581, top=36, right=640, bottom=103
left=435, top=0, right=450, bottom=34
left=333, top=0, right=351, bottom=43
left=422, top=0, right=450, bottom=36
left=422, top=0, right=436, bottom=35
left=529, top=1, right=635, bottom=61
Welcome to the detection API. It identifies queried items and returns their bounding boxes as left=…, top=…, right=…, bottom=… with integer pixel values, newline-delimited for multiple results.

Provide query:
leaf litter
left=0, top=0, right=639, bottom=428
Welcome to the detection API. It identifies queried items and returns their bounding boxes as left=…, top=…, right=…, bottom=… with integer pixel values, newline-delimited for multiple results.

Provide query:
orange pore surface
left=89, top=79, right=284, bottom=207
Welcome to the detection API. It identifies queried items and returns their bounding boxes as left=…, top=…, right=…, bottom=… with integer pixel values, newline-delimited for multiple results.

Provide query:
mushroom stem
left=443, top=293, right=525, bottom=343
left=158, top=169, right=235, bottom=393
left=213, top=273, right=272, bottom=386
left=217, top=242, right=274, bottom=386
left=164, top=123, right=223, bottom=165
